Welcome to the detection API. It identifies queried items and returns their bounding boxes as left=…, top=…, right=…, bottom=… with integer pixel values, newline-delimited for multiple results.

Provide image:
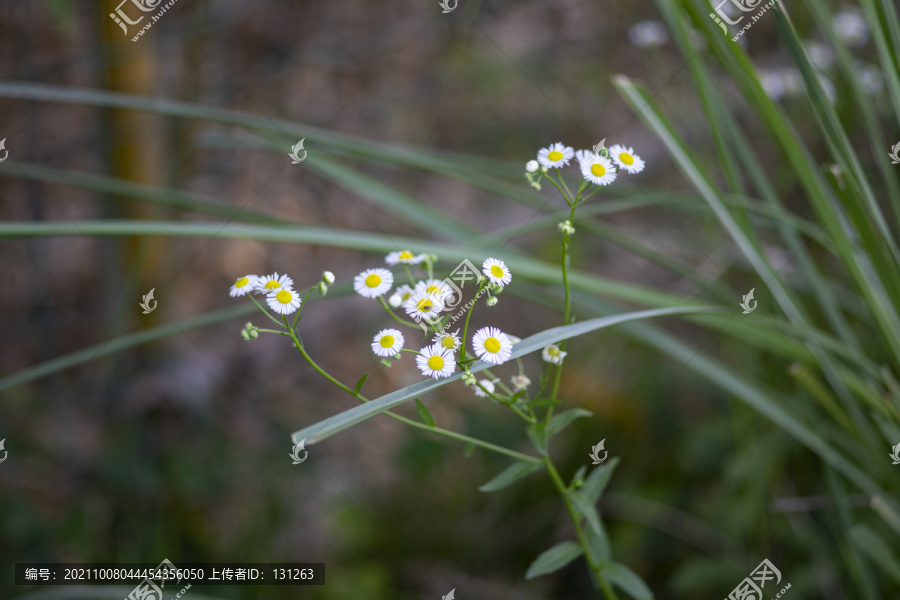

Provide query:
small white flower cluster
left=231, top=272, right=309, bottom=315
left=525, top=142, right=645, bottom=190
left=354, top=251, right=520, bottom=380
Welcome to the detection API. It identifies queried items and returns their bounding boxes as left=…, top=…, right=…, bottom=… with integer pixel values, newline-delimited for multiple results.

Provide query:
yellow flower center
left=264, top=279, right=281, bottom=289
left=441, top=336, right=456, bottom=349
left=547, top=346, right=560, bottom=357
left=490, top=265, right=504, bottom=278
left=591, top=164, right=606, bottom=177
left=365, top=274, right=382, bottom=287
left=548, top=150, right=564, bottom=161
left=379, top=335, right=395, bottom=348
left=235, top=277, right=250, bottom=288
left=276, top=290, right=292, bottom=304
left=427, top=355, right=445, bottom=370
left=416, top=298, right=433, bottom=312
left=484, top=337, right=501, bottom=353
left=399, top=251, right=414, bottom=259
left=619, top=152, right=634, bottom=165
left=426, top=285, right=442, bottom=295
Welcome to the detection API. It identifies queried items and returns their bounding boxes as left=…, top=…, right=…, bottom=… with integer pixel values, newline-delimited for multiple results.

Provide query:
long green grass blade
left=290, top=307, right=720, bottom=446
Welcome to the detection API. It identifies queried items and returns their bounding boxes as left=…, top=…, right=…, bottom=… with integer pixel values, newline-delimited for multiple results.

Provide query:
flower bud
left=381, top=358, right=392, bottom=367
left=388, top=294, right=402, bottom=308
left=558, top=220, right=576, bottom=235
left=322, top=271, right=335, bottom=284
left=318, top=282, right=328, bottom=296
left=526, top=160, right=539, bottom=173
left=486, top=297, right=498, bottom=307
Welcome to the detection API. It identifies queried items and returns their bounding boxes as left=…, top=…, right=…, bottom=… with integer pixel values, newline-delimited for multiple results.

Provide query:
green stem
left=377, top=296, right=421, bottom=328
left=542, top=171, right=571, bottom=203
left=284, top=322, right=541, bottom=465
left=543, top=454, right=620, bottom=600
left=459, top=283, right=485, bottom=362
left=546, top=201, right=579, bottom=425
left=249, top=295, right=284, bottom=327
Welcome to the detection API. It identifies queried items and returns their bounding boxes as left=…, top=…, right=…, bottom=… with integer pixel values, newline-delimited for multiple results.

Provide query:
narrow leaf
left=601, top=562, right=654, bottom=600
left=355, top=374, right=368, bottom=394
left=546, top=408, right=593, bottom=438
left=478, top=461, right=543, bottom=493
left=414, top=398, right=435, bottom=428
left=291, top=308, right=714, bottom=446
left=524, top=541, right=584, bottom=579
left=585, top=520, right=611, bottom=563
left=526, top=422, right=547, bottom=456
left=581, top=457, right=620, bottom=505
left=850, top=524, right=900, bottom=585
left=569, top=490, right=603, bottom=535
left=463, top=442, right=475, bottom=457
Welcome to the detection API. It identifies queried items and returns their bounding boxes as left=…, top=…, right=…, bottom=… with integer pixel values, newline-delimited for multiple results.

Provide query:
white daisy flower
left=433, top=329, right=461, bottom=352
left=526, top=160, right=539, bottom=173
left=472, top=378, right=499, bottom=398
left=385, top=250, right=426, bottom=265
left=482, top=258, right=512, bottom=287
left=511, top=374, right=531, bottom=391
left=576, top=151, right=617, bottom=186
left=266, top=287, right=302, bottom=315
left=256, top=272, right=294, bottom=294
left=404, top=290, right=445, bottom=321
left=608, top=144, right=645, bottom=175
left=537, top=142, right=575, bottom=169
left=416, top=344, right=457, bottom=379
left=394, top=284, right=415, bottom=302
left=372, top=328, right=404, bottom=357
left=415, top=278, right=454, bottom=301
left=230, top=274, right=259, bottom=297
left=472, top=327, right=513, bottom=365
left=354, top=268, right=394, bottom=298
left=542, top=344, right=568, bottom=365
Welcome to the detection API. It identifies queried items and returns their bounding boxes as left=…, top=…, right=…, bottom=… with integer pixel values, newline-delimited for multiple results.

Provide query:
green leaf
left=414, top=398, right=435, bottom=428
left=585, top=520, right=611, bottom=564
left=290, top=307, right=716, bottom=447
left=569, top=490, right=602, bottom=536
left=526, top=422, right=547, bottom=456
left=546, top=408, right=593, bottom=438
left=354, top=374, right=368, bottom=394
left=580, top=457, right=620, bottom=505
left=463, top=442, right=475, bottom=458
left=524, top=541, right=584, bottom=579
left=601, top=562, right=654, bottom=600
left=478, top=461, right=543, bottom=493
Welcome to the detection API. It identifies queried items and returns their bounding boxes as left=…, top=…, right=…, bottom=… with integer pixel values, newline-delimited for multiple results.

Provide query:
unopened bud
left=526, top=160, right=539, bottom=173
left=322, top=271, right=335, bottom=284
left=558, top=220, right=576, bottom=235
left=381, top=358, right=392, bottom=367
left=318, top=282, right=328, bottom=295
left=388, top=294, right=402, bottom=308
left=486, top=297, right=498, bottom=307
